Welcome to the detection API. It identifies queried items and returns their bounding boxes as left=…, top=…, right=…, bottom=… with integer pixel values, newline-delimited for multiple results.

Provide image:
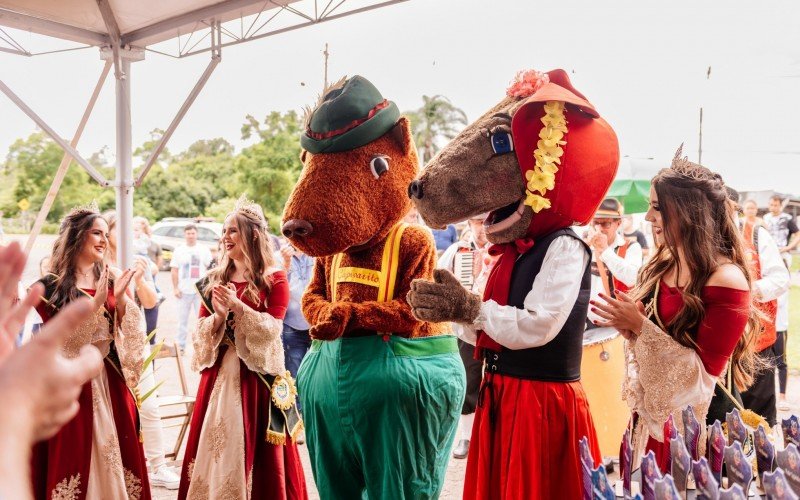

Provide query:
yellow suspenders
left=330, top=223, right=408, bottom=304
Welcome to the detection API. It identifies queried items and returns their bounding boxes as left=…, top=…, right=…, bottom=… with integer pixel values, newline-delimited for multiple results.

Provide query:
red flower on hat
left=506, top=69, right=550, bottom=99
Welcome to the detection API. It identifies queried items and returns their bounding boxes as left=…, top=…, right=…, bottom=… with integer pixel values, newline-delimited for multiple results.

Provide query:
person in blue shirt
left=279, top=243, right=315, bottom=378
left=432, top=224, right=458, bottom=253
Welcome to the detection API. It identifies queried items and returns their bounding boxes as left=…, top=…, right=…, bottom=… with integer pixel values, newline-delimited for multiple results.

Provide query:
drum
left=581, top=327, right=628, bottom=458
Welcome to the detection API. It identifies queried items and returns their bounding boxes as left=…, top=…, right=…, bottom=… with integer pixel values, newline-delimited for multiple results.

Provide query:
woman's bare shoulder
left=707, top=262, right=748, bottom=291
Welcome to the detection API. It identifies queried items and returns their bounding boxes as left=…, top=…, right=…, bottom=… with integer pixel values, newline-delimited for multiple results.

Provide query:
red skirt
left=464, top=373, right=601, bottom=500
left=645, top=429, right=673, bottom=473
left=178, top=345, right=307, bottom=500
left=30, top=360, right=150, bottom=500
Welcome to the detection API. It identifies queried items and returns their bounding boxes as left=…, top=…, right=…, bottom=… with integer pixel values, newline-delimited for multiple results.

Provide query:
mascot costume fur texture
left=281, top=75, right=466, bottom=500
left=407, top=69, right=620, bottom=499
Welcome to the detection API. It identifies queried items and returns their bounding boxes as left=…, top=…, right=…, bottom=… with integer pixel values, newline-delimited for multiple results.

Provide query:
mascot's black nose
left=282, top=219, right=313, bottom=239
left=408, top=180, right=424, bottom=200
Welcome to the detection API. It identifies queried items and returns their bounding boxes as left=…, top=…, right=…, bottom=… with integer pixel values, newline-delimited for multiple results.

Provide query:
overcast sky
left=1, top=0, right=798, bottom=198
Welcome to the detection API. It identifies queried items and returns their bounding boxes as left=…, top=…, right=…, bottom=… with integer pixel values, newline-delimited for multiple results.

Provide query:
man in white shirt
left=170, top=224, right=212, bottom=351
left=585, top=198, right=643, bottom=326
left=763, top=195, right=799, bottom=410
left=736, top=199, right=791, bottom=425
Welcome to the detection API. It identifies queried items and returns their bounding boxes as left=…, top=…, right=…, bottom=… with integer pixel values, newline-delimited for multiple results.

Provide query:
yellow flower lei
left=524, top=101, right=567, bottom=213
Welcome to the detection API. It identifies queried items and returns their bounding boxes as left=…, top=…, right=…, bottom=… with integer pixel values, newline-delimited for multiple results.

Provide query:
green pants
left=297, top=335, right=466, bottom=500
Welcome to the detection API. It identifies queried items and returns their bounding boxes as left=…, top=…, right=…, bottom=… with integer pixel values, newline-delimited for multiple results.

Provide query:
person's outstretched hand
left=0, top=245, right=103, bottom=500
left=0, top=296, right=103, bottom=441
left=0, top=242, right=28, bottom=360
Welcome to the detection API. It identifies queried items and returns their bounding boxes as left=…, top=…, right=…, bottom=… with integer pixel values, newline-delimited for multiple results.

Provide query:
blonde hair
left=133, top=216, right=152, bottom=237
left=204, top=201, right=276, bottom=304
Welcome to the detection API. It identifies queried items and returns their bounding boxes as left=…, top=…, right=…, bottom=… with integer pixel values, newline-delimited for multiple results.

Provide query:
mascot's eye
left=370, top=155, right=390, bottom=179
left=490, top=129, right=514, bottom=155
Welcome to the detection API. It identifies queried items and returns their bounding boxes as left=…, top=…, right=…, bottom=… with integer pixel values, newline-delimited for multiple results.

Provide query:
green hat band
left=306, top=99, right=390, bottom=141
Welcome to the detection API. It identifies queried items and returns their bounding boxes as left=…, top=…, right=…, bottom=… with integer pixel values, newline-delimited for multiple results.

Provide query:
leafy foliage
left=0, top=110, right=303, bottom=231
left=0, top=132, right=108, bottom=220
left=403, top=95, right=468, bottom=165
left=0, top=100, right=458, bottom=230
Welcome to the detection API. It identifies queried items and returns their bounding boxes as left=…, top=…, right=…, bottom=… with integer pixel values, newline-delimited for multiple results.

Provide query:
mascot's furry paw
left=407, top=269, right=482, bottom=324
left=309, top=303, right=352, bottom=340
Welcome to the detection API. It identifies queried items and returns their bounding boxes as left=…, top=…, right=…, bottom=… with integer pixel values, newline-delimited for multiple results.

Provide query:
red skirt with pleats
left=463, top=373, right=601, bottom=500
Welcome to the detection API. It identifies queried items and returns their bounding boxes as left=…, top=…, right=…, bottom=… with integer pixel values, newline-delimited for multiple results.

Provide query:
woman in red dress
left=592, top=148, right=760, bottom=471
left=178, top=199, right=306, bottom=500
left=31, top=205, right=150, bottom=499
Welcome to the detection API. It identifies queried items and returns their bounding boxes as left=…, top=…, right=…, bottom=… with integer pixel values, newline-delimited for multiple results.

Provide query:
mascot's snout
left=281, top=219, right=313, bottom=239
left=408, top=179, right=424, bottom=200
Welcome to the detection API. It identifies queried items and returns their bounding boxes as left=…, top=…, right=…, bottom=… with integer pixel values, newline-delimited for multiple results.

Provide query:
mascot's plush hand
left=309, top=303, right=353, bottom=341
left=407, top=269, right=482, bottom=324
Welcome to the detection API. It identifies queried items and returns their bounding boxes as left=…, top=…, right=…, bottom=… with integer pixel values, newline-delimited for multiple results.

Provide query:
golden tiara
left=232, top=194, right=267, bottom=227
left=669, top=144, right=726, bottom=188
left=669, top=144, right=706, bottom=180
left=67, top=200, right=100, bottom=216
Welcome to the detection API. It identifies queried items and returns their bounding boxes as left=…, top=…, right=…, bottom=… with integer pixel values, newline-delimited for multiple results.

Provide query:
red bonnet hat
left=509, top=69, right=620, bottom=238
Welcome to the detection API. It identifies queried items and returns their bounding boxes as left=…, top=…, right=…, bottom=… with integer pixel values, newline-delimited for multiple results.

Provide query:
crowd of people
left=0, top=176, right=796, bottom=499
left=0, top=67, right=798, bottom=499
left=0, top=182, right=798, bottom=498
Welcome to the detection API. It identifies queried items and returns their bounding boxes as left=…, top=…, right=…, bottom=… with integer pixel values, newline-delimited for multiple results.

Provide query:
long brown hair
left=204, top=202, right=276, bottom=305
left=633, top=155, right=760, bottom=390
left=102, top=210, right=118, bottom=265
left=48, top=206, right=107, bottom=309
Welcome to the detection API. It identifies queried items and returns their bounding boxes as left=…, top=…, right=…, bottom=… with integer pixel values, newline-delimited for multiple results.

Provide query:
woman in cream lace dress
left=178, top=200, right=306, bottom=500
left=591, top=151, right=759, bottom=470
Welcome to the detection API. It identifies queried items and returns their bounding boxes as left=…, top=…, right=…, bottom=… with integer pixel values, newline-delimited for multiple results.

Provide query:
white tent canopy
left=0, top=0, right=282, bottom=47
left=0, top=0, right=407, bottom=267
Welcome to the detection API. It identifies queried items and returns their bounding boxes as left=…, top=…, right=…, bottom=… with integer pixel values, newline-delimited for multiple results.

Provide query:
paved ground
left=8, top=234, right=799, bottom=499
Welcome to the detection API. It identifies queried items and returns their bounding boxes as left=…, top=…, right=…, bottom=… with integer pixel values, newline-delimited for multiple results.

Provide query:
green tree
left=135, top=166, right=208, bottom=219
left=135, top=136, right=237, bottom=221
left=404, top=95, right=468, bottom=164
left=134, top=128, right=171, bottom=166
left=235, top=111, right=304, bottom=222
left=1, top=132, right=105, bottom=221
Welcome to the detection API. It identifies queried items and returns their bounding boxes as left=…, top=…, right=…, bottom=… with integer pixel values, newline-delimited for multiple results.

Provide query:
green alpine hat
left=301, top=75, right=400, bottom=154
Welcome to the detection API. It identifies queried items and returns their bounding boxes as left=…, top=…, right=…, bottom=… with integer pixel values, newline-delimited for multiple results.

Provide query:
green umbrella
left=606, top=179, right=651, bottom=214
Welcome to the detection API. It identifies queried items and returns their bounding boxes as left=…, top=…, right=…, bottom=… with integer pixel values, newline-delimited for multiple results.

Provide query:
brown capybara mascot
left=406, top=69, right=620, bottom=500
left=281, top=75, right=466, bottom=500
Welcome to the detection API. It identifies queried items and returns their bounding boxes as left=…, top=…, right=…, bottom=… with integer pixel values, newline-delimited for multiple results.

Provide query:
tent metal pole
left=115, top=57, right=134, bottom=270
left=24, top=60, right=112, bottom=254
left=135, top=22, right=221, bottom=187
left=0, top=79, right=110, bottom=186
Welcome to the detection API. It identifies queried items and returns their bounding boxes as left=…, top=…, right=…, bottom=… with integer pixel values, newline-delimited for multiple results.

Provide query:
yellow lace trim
left=124, top=468, right=143, bottom=500
left=187, top=475, right=210, bottom=500
left=52, top=474, right=81, bottom=500
left=524, top=100, right=567, bottom=213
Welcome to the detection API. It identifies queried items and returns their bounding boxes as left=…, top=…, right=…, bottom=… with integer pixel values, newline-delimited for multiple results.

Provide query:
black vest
left=484, top=228, right=591, bottom=382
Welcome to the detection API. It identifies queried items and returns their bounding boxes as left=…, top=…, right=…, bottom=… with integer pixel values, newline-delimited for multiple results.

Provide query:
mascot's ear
left=299, top=150, right=309, bottom=164
left=390, top=117, right=413, bottom=156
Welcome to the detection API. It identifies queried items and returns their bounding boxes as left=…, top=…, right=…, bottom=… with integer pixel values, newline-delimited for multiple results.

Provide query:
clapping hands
left=590, top=291, right=647, bottom=340
left=212, top=284, right=245, bottom=318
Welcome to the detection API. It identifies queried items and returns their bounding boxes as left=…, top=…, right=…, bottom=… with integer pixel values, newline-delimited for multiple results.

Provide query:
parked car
left=151, top=217, right=222, bottom=271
